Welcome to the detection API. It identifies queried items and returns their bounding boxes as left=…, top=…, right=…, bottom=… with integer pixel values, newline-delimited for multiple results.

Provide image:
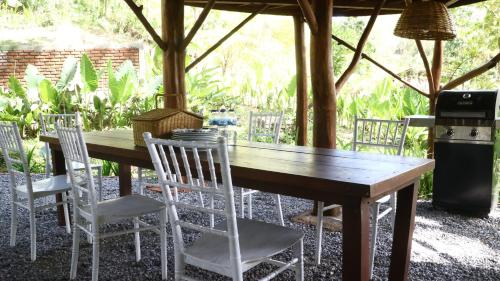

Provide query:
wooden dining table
left=41, top=129, right=434, bottom=281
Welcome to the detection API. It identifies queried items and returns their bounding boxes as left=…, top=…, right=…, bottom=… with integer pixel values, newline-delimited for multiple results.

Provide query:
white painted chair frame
left=315, top=116, right=409, bottom=279
left=144, top=134, right=304, bottom=281
left=240, top=111, right=285, bottom=226
left=39, top=113, right=104, bottom=201
left=0, top=122, right=71, bottom=261
left=55, top=115, right=167, bottom=281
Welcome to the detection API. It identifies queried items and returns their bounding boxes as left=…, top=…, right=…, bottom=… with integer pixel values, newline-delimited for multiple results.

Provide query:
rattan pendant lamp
left=394, top=0, right=456, bottom=40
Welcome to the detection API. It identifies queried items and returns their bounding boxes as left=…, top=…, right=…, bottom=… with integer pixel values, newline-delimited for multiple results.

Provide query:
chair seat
left=82, top=195, right=165, bottom=224
left=71, top=161, right=101, bottom=170
left=16, top=175, right=71, bottom=199
left=185, top=218, right=303, bottom=267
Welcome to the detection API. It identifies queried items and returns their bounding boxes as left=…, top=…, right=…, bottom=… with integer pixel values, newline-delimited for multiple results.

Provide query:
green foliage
left=80, top=53, right=98, bottom=92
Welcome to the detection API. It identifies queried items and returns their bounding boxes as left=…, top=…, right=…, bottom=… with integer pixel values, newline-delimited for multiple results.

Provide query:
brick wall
left=0, top=48, right=140, bottom=89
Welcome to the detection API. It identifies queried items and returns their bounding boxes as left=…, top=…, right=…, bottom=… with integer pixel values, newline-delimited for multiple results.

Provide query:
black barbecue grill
left=433, top=90, right=499, bottom=217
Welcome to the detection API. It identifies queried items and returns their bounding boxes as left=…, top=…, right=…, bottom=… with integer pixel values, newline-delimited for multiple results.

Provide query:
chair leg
left=10, top=200, right=18, bottom=246
left=239, top=188, right=245, bottom=219
left=248, top=192, right=253, bottom=220
left=315, top=201, right=325, bottom=265
left=273, top=194, right=284, bottom=226
left=91, top=233, right=100, bottom=281
left=62, top=192, right=71, bottom=234
left=159, top=210, right=168, bottom=280
left=198, top=191, right=205, bottom=208
left=209, top=193, right=215, bottom=228
left=293, top=239, right=304, bottom=281
left=87, top=224, right=93, bottom=244
left=70, top=222, right=81, bottom=279
left=96, top=166, right=103, bottom=201
left=369, top=203, right=381, bottom=280
left=29, top=210, right=36, bottom=261
left=134, top=217, right=141, bottom=262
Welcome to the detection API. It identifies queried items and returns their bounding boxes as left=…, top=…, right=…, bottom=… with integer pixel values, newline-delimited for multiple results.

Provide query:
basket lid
left=133, top=108, right=203, bottom=121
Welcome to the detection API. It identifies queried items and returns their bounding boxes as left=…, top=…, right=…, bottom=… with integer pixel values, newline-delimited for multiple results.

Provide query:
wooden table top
left=41, top=129, right=434, bottom=202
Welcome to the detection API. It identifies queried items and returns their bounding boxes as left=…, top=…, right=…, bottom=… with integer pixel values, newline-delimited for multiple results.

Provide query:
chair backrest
left=39, top=113, right=77, bottom=177
left=352, top=116, right=409, bottom=155
left=144, top=133, right=242, bottom=271
left=247, top=111, right=283, bottom=144
left=55, top=113, right=99, bottom=214
left=0, top=122, right=33, bottom=196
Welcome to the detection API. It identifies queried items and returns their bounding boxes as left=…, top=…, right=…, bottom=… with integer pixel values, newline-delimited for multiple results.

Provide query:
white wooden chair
left=239, top=111, right=285, bottom=226
left=55, top=114, right=167, bottom=281
left=39, top=113, right=104, bottom=200
left=144, top=133, right=304, bottom=281
left=315, top=116, right=409, bottom=278
left=0, top=122, right=71, bottom=261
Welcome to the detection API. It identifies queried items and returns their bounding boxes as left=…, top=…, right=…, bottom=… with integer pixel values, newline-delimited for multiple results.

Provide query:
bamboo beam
left=294, top=16, right=308, bottom=146
left=331, top=35, right=429, bottom=97
left=185, top=6, right=268, bottom=72
left=427, top=40, right=443, bottom=158
left=415, top=40, right=435, bottom=94
left=184, top=0, right=216, bottom=49
left=442, top=52, right=500, bottom=90
left=310, top=0, right=335, bottom=149
left=124, top=0, right=167, bottom=50
left=297, top=0, right=318, bottom=34
left=335, top=0, right=386, bottom=92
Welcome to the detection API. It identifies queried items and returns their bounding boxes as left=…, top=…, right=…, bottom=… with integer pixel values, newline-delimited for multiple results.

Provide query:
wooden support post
left=297, top=0, right=318, bottom=34
left=427, top=40, right=443, bottom=158
left=310, top=0, right=335, bottom=149
left=185, top=6, right=268, bottom=73
left=162, top=0, right=186, bottom=109
left=332, top=35, right=428, bottom=97
left=335, top=0, right=386, bottom=93
left=294, top=16, right=308, bottom=146
left=183, top=0, right=216, bottom=49
left=124, top=0, right=167, bottom=50
left=310, top=0, right=338, bottom=216
left=442, top=52, right=500, bottom=90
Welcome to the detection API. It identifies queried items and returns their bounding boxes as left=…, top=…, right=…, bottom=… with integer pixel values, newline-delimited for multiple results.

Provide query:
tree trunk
left=310, top=0, right=336, bottom=149
left=310, top=0, right=339, bottom=216
left=428, top=40, right=443, bottom=158
left=294, top=16, right=308, bottom=146
left=162, top=0, right=186, bottom=110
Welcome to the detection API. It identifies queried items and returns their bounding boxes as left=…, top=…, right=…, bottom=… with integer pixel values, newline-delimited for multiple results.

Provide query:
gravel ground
left=0, top=173, right=498, bottom=281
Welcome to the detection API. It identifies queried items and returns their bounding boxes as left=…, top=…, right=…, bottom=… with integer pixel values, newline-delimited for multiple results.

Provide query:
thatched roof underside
left=184, top=0, right=485, bottom=17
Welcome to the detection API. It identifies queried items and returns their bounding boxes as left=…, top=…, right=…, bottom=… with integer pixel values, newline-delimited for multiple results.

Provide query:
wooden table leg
left=388, top=180, right=419, bottom=281
left=118, top=163, right=132, bottom=196
left=342, top=197, right=370, bottom=281
left=52, top=149, right=67, bottom=226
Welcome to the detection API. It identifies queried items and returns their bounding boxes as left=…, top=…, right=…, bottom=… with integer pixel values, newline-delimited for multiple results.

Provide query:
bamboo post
left=310, top=0, right=335, bottom=149
left=427, top=40, right=443, bottom=158
left=162, top=0, right=186, bottom=110
left=294, top=16, right=308, bottom=146
left=310, top=0, right=339, bottom=216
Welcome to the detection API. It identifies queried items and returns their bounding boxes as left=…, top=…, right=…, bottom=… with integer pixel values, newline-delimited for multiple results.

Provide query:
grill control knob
left=446, top=128, right=454, bottom=137
left=470, top=128, right=478, bottom=137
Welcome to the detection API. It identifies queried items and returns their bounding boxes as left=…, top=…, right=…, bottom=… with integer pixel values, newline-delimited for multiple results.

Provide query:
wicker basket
left=132, top=108, right=203, bottom=146
left=394, top=1, right=456, bottom=41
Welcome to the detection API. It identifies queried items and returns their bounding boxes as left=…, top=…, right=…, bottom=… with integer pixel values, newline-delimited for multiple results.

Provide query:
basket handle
left=155, top=94, right=182, bottom=109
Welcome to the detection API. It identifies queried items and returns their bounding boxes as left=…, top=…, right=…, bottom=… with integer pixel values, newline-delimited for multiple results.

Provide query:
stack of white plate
left=171, top=128, right=218, bottom=143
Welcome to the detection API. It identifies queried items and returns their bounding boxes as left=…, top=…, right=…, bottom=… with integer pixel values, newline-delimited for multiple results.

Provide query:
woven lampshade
left=394, top=1, right=456, bottom=40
